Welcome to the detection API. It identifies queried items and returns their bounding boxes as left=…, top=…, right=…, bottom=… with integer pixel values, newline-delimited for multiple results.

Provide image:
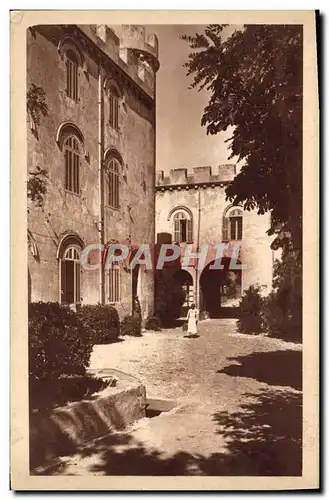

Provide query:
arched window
left=65, top=49, right=79, bottom=101
left=64, top=135, right=81, bottom=194
left=223, top=207, right=243, bottom=241
left=107, top=158, right=120, bottom=209
left=173, top=210, right=193, bottom=244
left=109, top=85, right=119, bottom=129
left=60, top=245, right=81, bottom=305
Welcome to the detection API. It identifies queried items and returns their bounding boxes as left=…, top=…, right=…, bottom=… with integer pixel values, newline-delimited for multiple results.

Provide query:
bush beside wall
left=237, top=284, right=302, bottom=342
left=237, top=285, right=264, bottom=335
left=29, top=302, right=92, bottom=382
left=121, top=315, right=142, bottom=337
left=77, top=304, right=120, bottom=344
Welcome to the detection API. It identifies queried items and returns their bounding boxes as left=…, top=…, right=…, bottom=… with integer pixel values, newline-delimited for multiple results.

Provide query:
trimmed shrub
left=121, top=315, right=142, bottom=337
left=263, top=290, right=302, bottom=342
left=77, top=304, right=120, bottom=344
left=29, top=302, right=92, bottom=382
left=237, top=285, right=264, bottom=334
left=145, top=315, right=162, bottom=331
left=30, top=374, right=112, bottom=411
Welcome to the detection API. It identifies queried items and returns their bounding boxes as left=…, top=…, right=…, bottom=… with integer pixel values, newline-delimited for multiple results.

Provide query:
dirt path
left=47, top=319, right=302, bottom=476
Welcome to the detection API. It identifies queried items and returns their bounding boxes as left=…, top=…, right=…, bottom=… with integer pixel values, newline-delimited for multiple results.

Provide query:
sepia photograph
left=11, top=10, right=319, bottom=491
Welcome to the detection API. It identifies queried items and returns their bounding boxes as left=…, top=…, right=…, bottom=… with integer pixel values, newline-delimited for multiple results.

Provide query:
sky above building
left=146, top=25, right=237, bottom=174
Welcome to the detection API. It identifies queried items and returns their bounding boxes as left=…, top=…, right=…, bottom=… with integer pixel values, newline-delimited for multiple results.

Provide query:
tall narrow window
left=64, top=135, right=80, bottom=194
left=107, top=158, right=120, bottom=209
left=65, top=49, right=79, bottom=101
left=223, top=207, right=243, bottom=241
left=109, top=86, right=119, bottom=129
left=60, top=246, right=81, bottom=305
left=109, top=265, right=120, bottom=303
left=173, top=211, right=193, bottom=243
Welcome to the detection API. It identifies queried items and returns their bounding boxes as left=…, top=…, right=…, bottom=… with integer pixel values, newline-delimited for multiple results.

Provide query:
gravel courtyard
left=51, top=319, right=302, bottom=476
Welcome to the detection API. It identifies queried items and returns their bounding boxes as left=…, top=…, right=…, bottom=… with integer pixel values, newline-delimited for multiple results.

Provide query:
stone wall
left=27, top=24, right=158, bottom=319
left=155, top=166, right=274, bottom=310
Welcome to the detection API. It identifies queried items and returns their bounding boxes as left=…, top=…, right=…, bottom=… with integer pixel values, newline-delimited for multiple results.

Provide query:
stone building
left=155, top=165, right=274, bottom=318
left=27, top=24, right=159, bottom=320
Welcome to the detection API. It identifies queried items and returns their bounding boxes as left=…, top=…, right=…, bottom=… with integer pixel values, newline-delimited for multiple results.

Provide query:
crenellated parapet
left=156, top=165, right=236, bottom=190
left=78, top=24, right=159, bottom=99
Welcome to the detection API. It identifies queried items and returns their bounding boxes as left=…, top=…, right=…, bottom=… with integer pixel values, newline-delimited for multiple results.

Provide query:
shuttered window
left=109, top=87, right=119, bottom=129
left=60, top=246, right=81, bottom=305
left=109, top=265, right=120, bottom=303
left=107, top=159, right=120, bottom=209
left=173, top=211, right=193, bottom=243
left=65, top=50, right=79, bottom=101
left=187, top=219, right=193, bottom=243
left=223, top=208, right=243, bottom=241
left=230, top=216, right=243, bottom=240
left=64, top=136, right=80, bottom=194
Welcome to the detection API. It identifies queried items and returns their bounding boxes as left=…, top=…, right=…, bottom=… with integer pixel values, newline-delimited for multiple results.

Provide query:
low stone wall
left=30, top=369, right=146, bottom=470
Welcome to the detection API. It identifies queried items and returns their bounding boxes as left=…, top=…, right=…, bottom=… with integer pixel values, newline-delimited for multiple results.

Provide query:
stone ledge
left=30, top=369, right=146, bottom=470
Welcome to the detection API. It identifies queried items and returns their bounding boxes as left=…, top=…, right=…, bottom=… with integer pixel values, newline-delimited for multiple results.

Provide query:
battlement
left=156, top=165, right=237, bottom=188
left=77, top=24, right=159, bottom=99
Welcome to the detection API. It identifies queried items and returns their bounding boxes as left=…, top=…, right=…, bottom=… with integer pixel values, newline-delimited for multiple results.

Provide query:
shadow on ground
left=33, top=386, right=302, bottom=476
left=198, top=388, right=302, bottom=476
left=217, top=349, right=302, bottom=390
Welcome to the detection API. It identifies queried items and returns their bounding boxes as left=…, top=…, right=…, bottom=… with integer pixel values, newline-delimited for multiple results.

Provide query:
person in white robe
left=186, top=303, right=199, bottom=335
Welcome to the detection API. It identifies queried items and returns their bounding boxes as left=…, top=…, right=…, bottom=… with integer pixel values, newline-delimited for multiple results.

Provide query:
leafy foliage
left=77, top=304, right=120, bottom=344
left=237, top=251, right=302, bottom=341
left=263, top=247, right=302, bottom=342
left=29, top=302, right=93, bottom=382
left=30, top=375, right=111, bottom=411
left=27, top=84, right=49, bottom=208
left=120, top=314, right=142, bottom=337
left=237, top=285, right=264, bottom=334
left=27, top=166, right=48, bottom=207
left=182, top=25, right=302, bottom=252
left=27, top=83, right=49, bottom=126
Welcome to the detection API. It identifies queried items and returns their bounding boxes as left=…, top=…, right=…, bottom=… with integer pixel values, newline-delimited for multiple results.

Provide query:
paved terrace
left=43, top=319, right=302, bottom=476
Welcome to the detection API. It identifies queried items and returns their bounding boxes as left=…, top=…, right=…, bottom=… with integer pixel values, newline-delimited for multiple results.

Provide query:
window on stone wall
left=109, top=85, right=119, bottom=129
left=107, top=158, right=120, bottom=209
left=64, top=135, right=80, bottom=194
left=108, top=264, right=120, bottom=303
left=173, top=211, right=193, bottom=243
left=60, top=246, right=81, bottom=305
left=223, top=208, right=243, bottom=241
left=65, top=49, right=79, bottom=101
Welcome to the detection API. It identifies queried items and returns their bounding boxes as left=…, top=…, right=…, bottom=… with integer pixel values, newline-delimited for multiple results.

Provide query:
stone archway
left=200, top=258, right=242, bottom=318
left=173, top=269, right=194, bottom=318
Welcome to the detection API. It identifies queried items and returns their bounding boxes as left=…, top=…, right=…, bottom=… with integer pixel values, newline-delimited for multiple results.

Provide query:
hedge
left=77, top=304, right=120, bottom=344
left=121, top=315, right=142, bottom=337
left=28, top=302, right=92, bottom=382
left=237, top=285, right=264, bottom=334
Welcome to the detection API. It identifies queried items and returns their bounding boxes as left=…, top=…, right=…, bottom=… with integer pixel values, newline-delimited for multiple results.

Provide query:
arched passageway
left=173, top=269, right=194, bottom=318
left=200, top=258, right=242, bottom=318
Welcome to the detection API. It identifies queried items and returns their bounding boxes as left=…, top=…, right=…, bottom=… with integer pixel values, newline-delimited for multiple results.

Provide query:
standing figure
left=186, top=303, right=199, bottom=335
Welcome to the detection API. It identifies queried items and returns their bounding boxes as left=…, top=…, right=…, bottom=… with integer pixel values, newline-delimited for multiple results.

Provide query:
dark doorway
left=173, top=269, right=193, bottom=318
left=200, top=258, right=242, bottom=318
left=132, top=264, right=141, bottom=314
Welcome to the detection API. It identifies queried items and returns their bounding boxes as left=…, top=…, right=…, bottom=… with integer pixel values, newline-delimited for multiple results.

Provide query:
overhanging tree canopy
left=182, top=25, right=302, bottom=251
